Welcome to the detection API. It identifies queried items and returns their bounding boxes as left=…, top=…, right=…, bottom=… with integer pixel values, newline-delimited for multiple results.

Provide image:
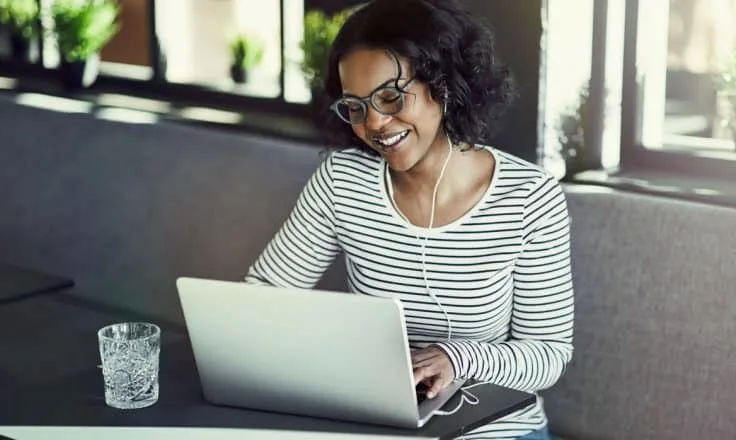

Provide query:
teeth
left=376, top=131, right=407, bottom=147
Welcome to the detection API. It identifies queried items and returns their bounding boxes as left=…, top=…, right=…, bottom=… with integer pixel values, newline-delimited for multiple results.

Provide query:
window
left=540, top=0, right=595, bottom=178
left=154, top=0, right=282, bottom=98
left=542, top=0, right=627, bottom=179
left=2, top=0, right=322, bottom=125
left=636, top=0, right=736, bottom=153
left=283, top=0, right=309, bottom=103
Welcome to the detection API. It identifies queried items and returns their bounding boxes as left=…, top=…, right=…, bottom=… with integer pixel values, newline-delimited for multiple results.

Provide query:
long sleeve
left=244, top=154, right=342, bottom=288
left=436, top=176, right=574, bottom=393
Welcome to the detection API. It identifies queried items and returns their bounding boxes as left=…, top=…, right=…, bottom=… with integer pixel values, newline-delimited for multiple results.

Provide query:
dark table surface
left=0, top=263, right=73, bottom=303
left=0, top=294, right=535, bottom=439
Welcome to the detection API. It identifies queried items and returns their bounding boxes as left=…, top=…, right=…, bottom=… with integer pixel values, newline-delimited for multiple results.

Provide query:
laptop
left=176, top=277, right=466, bottom=429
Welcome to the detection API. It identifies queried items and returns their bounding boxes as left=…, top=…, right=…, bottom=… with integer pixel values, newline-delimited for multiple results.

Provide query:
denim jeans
left=516, top=426, right=550, bottom=440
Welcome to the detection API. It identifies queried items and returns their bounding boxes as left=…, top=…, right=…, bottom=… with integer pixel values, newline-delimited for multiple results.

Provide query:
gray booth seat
left=1, top=98, right=735, bottom=439
left=543, top=185, right=736, bottom=439
left=0, top=100, right=344, bottom=324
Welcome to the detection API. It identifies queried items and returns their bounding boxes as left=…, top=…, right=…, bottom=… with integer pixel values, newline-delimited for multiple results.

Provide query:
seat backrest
left=544, top=184, right=736, bottom=439
left=0, top=101, right=347, bottom=325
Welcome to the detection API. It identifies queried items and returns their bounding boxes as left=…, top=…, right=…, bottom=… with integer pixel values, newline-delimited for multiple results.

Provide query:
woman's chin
left=386, top=154, right=424, bottom=173
left=383, top=151, right=414, bottom=173
left=376, top=136, right=414, bottom=170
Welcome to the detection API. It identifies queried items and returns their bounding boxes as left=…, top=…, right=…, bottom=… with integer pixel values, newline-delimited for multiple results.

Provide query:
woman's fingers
left=427, top=375, right=450, bottom=399
left=411, top=346, right=455, bottom=399
left=414, top=365, right=451, bottom=398
left=413, top=365, right=434, bottom=386
left=413, top=366, right=451, bottom=399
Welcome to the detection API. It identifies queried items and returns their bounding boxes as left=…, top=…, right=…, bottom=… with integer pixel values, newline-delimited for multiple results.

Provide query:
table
left=0, top=294, right=536, bottom=440
left=2, top=427, right=420, bottom=440
left=0, top=263, right=74, bottom=303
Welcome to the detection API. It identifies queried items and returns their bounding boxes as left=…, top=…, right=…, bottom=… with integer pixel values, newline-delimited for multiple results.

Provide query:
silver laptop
left=176, top=277, right=466, bottom=429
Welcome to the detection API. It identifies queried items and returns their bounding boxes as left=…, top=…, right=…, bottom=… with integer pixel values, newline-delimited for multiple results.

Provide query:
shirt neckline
left=379, top=146, right=500, bottom=235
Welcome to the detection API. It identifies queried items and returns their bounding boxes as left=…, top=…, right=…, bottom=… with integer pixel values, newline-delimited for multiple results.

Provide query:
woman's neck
left=390, top=135, right=455, bottom=196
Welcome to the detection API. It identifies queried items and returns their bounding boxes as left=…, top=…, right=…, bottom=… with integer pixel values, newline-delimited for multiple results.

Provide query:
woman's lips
left=373, top=130, right=409, bottom=152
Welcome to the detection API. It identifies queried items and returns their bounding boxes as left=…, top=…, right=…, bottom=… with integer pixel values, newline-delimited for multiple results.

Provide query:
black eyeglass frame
left=329, top=77, right=416, bottom=125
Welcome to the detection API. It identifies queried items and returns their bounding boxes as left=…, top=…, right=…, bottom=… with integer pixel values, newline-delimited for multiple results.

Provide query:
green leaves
left=714, top=47, right=736, bottom=132
left=715, top=47, right=736, bottom=94
left=299, top=8, right=352, bottom=90
left=51, top=0, right=120, bottom=63
left=0, top=0, right=39, bottom=40
left=230, top=34, right=265, bottom=70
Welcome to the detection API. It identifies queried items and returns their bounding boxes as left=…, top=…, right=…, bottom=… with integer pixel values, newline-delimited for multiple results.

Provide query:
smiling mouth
left=373, top=130, right=409, bottom=149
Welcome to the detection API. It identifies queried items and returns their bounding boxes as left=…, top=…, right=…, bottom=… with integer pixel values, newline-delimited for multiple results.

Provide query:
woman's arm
left=244, top=154, right=342, bottom=288
left=435, top=177, right=574, bottom=393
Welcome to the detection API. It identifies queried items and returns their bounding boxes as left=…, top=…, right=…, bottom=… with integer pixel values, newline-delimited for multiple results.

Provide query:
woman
left=245, top=0, right=574, bottom=438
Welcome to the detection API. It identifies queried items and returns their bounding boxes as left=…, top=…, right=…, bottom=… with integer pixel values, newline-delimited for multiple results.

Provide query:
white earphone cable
left=432, top=385, right=481, bottom=416
left=385, top=140, right=498, bottom=425
left=422, top=139, right=454, bottom=341
left=385, top=139, right=455, bottom=340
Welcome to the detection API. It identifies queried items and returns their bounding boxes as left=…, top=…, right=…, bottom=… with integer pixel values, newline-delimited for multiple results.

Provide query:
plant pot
left=60, top=54, right=100, bottom=91
left=230, top=66, right=247, bottom=84
left=10, top=34, right=32, bottom=62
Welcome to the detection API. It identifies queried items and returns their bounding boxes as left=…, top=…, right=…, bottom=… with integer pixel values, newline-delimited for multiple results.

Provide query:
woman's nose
left=363, top=106, right=392, bottom=131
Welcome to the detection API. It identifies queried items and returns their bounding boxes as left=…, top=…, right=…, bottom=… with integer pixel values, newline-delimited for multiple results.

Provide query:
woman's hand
left=411, top=346, right=455, bottom=399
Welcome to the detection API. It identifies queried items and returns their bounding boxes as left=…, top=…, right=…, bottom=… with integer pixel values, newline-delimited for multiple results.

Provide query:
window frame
left=619, top=0, right=736, bottom=181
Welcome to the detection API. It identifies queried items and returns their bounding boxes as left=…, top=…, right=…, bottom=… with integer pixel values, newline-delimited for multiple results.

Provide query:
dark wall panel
left=465, top=1, right=543, bottom=162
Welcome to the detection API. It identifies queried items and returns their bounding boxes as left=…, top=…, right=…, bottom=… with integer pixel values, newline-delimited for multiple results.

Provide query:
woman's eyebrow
left=343, top=77, right=402, bottom=97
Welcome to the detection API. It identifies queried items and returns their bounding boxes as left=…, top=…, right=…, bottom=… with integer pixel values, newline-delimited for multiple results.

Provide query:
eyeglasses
left=330, top=78, right=415, bottom=125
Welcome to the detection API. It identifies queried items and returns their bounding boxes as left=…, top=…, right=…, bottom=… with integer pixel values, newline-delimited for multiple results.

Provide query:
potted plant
left=50, top=0, right=120, bottom=90
left=714, top=47, right=736, bottom=146
left=229, top=33, right=265, bottom=84
left=299, top=8, right=351, bottom=97
left=0, top=0, right=39, bottom=61
left=557, top=85, right=595, bottom=179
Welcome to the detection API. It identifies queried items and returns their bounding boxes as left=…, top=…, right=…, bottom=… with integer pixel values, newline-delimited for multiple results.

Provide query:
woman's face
left=337, top=48, right=446, bottom=172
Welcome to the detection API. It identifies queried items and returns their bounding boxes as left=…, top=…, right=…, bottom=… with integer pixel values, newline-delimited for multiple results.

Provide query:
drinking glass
left=98, top=322, right=160, bottom=409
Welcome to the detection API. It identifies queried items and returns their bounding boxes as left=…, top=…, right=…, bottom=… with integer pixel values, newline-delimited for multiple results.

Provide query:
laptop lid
left=176, top=277, right=452, bottom=429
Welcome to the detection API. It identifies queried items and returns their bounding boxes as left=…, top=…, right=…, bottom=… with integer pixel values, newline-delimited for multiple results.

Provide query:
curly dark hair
left=318, top=0, right=518, bottom=152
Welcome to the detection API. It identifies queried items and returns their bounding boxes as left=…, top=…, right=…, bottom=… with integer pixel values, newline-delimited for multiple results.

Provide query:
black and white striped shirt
left=245, top=146, right=574, bottom=439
